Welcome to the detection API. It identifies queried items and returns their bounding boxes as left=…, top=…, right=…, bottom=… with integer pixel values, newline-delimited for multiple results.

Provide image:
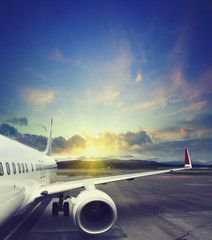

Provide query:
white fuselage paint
left=0, top=134, right=57, bottom=226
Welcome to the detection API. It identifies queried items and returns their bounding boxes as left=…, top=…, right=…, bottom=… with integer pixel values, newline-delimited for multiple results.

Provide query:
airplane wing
left=32, top=148, right=192, bottom=201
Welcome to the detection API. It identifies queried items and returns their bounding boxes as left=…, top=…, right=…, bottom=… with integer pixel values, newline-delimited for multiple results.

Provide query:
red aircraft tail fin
left=184, top=148, right=192, bottom=169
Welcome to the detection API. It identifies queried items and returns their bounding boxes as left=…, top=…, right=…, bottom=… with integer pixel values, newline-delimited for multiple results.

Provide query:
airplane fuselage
left=0, top=134, right=57, bottom=225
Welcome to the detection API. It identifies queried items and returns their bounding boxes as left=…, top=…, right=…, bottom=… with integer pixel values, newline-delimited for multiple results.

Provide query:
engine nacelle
left=72, top=189, right=117, bottom=234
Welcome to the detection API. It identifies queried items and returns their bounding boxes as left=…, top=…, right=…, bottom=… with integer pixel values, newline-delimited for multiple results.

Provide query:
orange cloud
left=180, top=128, right=193, bottom=139
left=135, top=72, right=142, bottom=83
left=186, top=101, right=207, bottom=111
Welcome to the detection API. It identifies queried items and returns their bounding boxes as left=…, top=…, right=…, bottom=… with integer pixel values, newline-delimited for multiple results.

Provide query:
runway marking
left=3, top=202, right=41, bottom=240
left=157, top=176, right=195, bottom=178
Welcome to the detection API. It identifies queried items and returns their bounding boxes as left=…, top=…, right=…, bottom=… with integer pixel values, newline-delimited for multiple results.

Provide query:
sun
left=86, top=146, right=98, bottom=156
left=80, top=138, right=110, bottom=156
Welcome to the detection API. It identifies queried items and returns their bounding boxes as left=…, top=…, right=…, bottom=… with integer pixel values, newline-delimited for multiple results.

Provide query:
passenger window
left=25, top=163, right=28, bottom=172
left=22, top=163, right=25, bottom=173
left=6, top=162, right=11, bottom=175
left=17, top=163, right=21, bottom=173
left=12, top=162, right=16, bottom=174
left=31, top=163, right=34, bottom=172
left=0, top=162, right=4, bottom=176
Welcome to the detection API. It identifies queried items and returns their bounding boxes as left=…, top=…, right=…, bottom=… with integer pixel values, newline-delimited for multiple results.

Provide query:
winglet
left=44, top=118, right=53, bottom=156
left=184, top=148, right=192, bottom=169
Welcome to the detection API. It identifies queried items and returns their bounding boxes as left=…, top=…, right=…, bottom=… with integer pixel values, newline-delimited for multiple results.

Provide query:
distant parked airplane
left=0, top=119, right=192, bottom=234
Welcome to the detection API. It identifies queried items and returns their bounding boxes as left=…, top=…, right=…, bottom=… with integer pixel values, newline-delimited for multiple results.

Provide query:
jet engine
left=72, top=189, right=117, bottom=234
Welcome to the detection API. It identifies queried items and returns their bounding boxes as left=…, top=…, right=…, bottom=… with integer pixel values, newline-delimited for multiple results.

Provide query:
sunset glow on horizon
left=0, top=1, right=212, bottom=162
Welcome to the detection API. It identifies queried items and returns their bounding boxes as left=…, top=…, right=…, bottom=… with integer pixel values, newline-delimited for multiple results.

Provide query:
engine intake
left=73, top=189, right=117, bottom=234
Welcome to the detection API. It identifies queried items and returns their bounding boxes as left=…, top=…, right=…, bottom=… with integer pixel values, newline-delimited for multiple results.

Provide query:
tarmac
left=1, top=171, right=212, bottom=240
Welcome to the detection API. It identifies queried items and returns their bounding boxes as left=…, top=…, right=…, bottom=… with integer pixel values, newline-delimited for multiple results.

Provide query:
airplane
left=0, top=119, right=192, bottom=235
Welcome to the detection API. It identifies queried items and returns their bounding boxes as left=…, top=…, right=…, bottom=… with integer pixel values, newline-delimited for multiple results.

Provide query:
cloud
left=124, top=130, right=152, bottom=146
left=0, top=123, right=48, bottom=151
left=0, top=124, right=20, bottom=138
left=182, top=114, right=212, bottom=137
left=153, top=126, right=180, bottom=139
left=187, top=68, right=212, bottom=100
left=163, top=101, right=207, bottom=117
left=72, top=39, right=133, bottom=107
left=0, top=123, right=211, bottom=163
left=21, top=87, right=54, bottom=111
left=127, top=32, right=211, bottom=117
left=107, top=39, right=133, bottom=85
left=131, top=95, right=168, bottom=111
left=171, top=67, right=212, bottom=107
left=19, top=134, right=47, bottom=151
left=5, top=116, right=28, bottom=126
left=52, top=135, right=86, bottom=153
left=180, top=128, right=194, bottom=139
left=131, top=64, right=211, bottom=116
left=25, top=68, right=49, bottom=81
left=127, top=37, right=187, bottom=113
left=68, top=135, right=86, bottom=149
left=53, top=136, right=68, bottom=149
left=184, top=101, right=207, bottom=111
left=152, top=114, right=212, bottom=140
left=75, top=38, right=135, bottom=107
left=139, top=138, right=212, bottom=163
left=135, top=72, right=142, bottom=83
left=84, top=131, right=126, bottom=154
left=184, top=115, right=212, bottom=129
left=85, top=86, right=120, bottom=105
left=48, top=48, right=72, bottom=63
left=115, top=102, right=124, bottom=108
left=169, top=66, right=212, bottom=108
left=51, top=128, right=153, bottom=155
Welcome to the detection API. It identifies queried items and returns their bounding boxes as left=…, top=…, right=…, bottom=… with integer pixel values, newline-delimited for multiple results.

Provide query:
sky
left=0, top=0, right=212, bottom=162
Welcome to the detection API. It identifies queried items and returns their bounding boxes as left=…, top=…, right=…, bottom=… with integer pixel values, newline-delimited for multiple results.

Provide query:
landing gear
left=52, top=202, right=59, bottom=216
left=52, top=194, right=70, bottom=217
left=63, top=202, right=70, bottom=216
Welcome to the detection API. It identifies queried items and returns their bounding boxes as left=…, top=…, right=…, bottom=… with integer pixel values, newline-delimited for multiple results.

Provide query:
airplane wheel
left=52, top=202, right=59, bottom=216
left=63, top=202, right=69, bottom=216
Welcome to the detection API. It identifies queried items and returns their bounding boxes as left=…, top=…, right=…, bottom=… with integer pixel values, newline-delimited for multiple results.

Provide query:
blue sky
left=0, top=1, right=212, bottom=161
